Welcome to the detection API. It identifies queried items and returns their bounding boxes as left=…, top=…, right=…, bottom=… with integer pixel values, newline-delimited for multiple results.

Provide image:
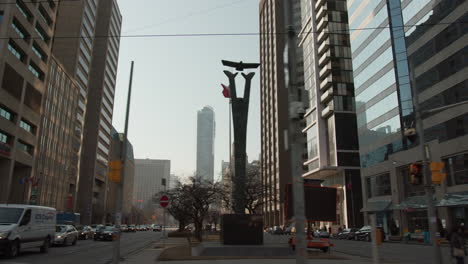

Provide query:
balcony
left=317, top=29, right=329, bottom=45
left=320, top=75, right=333, bottom=91
left=319, top=62, right=332, bottom=80
left=321, top=103, right=334, bottom=118
left=315, top=0, right=327, bottom=9
left=316, top=16, right=328, bottom=32
left=320, top=88, right=334, bottom=104
left=318, top=38, right=330, bottom=57
left=316, top=4, right=327, bottom=20
left=318, top=50, right=331, bottom=67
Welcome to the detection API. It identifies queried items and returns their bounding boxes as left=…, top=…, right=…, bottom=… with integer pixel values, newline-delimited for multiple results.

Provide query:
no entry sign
left=160, top=195, right=169, bottom=208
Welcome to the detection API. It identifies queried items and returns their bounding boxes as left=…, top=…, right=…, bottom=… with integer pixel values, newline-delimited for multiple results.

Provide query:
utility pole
left=112, top=61, right=134, bottom=264
left=282, top=0, right=307, bottom=263
left=409, top=61, right=441, bottom=263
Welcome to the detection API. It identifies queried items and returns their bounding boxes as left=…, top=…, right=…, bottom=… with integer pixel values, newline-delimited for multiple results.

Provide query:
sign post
left=160, top=194, right=169, bottom=247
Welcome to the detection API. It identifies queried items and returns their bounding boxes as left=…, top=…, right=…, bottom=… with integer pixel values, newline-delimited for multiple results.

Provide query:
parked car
left=54, top=225, right=78, bottom=246
left=272, top=226, right=284, bottom=235
left=355, top=226, right=372, bottom=241
left=120, top=225, right=128, bottom=232
left=127, top=225, right=136, bottom=232
left=76, top=225, right=93, bottom=240
left=94, top=226, right=119, bottom=241
left=153, top=225, right=162, bottom=232
left=337, top=228, right=359, bottom=240
left=0, top=204, right=56, bottom=258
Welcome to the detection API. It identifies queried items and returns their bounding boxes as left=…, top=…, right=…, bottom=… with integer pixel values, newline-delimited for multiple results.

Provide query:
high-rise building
left=196, top=106, right=215, bottom=182
left=133, top=159, right=170, bottom=209
left=259, top=0, right=307, bottom=228
left=106, top=127, right=134, bottom=224
left=32, top=56, right=81, bottom=210
left=348, top=0, right=467, bottom=234
left=0, top=0, right=59, bottom=203
left=52, top=0, right=122, bottom=224
left=299, top=0, right=363, bottom=228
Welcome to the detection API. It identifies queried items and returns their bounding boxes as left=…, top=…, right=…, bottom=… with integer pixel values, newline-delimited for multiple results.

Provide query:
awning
left=392, top=196, right=431, bottom=210
left=361, top=200, right=392, bottom=212
left=436, top=191, right=468, bottom=207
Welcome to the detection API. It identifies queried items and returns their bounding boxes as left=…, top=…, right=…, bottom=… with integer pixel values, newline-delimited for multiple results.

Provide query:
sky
left=112, top=0, right=261, bottom=180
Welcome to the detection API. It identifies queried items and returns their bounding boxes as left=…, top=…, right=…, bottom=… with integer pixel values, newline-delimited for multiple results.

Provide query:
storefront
left=437, top=191, right=468, bottom=233
left=362, top=199, right=393, bottom=236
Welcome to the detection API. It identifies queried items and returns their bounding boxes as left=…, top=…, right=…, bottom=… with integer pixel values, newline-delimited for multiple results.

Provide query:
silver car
left=54, top=225, right=78, bottom=246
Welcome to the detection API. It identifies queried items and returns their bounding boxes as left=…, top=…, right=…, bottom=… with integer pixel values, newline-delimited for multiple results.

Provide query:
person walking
left=451, top=226, right=466, bottom=264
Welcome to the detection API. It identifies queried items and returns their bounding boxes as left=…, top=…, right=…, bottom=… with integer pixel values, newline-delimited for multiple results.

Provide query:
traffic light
left=409, top=163, right=423, bottom=185
left=430, top=162, right=446, bottom=184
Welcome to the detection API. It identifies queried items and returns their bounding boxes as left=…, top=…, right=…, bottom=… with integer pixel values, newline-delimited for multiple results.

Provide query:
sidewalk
left=120, top=237, right=406, bottom=264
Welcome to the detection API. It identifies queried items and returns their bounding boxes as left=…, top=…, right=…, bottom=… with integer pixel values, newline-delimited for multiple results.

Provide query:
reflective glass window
left=357, top=91, right=398, bottom=127
left=354, top=48, right=392, bottom=87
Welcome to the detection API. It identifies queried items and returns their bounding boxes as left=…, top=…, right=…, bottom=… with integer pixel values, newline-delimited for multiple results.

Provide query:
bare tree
left=223, top=162, right=270, bottom=214
left=154, top=181, right=192, bottom=232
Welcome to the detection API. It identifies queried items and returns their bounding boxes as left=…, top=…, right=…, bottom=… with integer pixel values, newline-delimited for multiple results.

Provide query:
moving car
left=337, top=228, right=359, bottom=240
left=94, top=226, right=119, bottom=241
left=54, top=225, right=78, bottom=246
left=0, top=204, right=56, bottom=258
left=153, top=225, right=162, bottom=232
left=289, top=235, right=334, bottom=253
left=76, top=225, right=93, bottom=240
left=355, top=226, right=372, bottom=241
left=314, top=230, right=330, bottom=238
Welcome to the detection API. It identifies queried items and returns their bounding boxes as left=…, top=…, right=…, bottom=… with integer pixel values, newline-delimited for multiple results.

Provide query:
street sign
left=160, top=195, right=169, bottom=208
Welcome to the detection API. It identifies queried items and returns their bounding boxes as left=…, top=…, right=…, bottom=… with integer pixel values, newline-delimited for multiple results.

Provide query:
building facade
left=348, top=0, right=467, bottom=235
left=77, top=0, right=122, bottom=224
left=299, top=0, right=363, bottom=229
left=0, top=0, right=58, bottom=203
left=106, top=127, right=134, bottom=224
left=133, top=159, right=171, bottom=210
left=196, top=106, right=215, bottom=182
left=259, top=0, right=307, bottom=228
left=32, top=56, right=80, bottom=211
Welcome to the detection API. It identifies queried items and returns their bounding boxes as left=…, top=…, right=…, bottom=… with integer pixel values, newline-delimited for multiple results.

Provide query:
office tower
left=52, top=0, right=122, bottom=224
left=259, top=0, right=307, bottom=228
left=348, top=0, right=467, bottom=234
left=0, top=0, right=59, bottom=203
left=133, top=159, right=171, bottom=210
left=32, top=56, right=81, bottom=210
left=106, top=127, right=134, bottom=224
left=299, top=0, right=363, bottom=228
left=196, top=106, right=215, bottom=182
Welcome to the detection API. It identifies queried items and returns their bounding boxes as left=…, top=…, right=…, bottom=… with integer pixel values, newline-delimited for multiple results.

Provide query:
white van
left=0, top=204, right=56, bottom=258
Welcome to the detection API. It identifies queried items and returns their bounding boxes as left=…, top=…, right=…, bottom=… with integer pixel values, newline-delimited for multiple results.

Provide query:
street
left=264, top=234, right=455, bottom=264
left=0, top=231, right=160, bottom=264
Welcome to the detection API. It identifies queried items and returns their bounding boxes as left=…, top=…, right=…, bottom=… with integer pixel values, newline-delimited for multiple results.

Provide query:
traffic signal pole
left=409, top=62, right=441, bottom=264
left=112, top=61, right=134, bottom=264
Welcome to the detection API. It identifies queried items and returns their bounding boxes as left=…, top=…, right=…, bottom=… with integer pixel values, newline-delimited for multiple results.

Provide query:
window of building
left=7, top=40, right=25, bottom=62
left=15, top=1, right=32, bottom=22
left=0, top=10, right=4, bottom=24
left=38, top=5, right=52, bottom=26
left=35, top=24, right=50, bottom=44
left=0, top=106, right=13, bottom=121
left=424, top=113, right=468, bottom=143
left=0, top=131, right=8, bottom=144
left=366, top=173, right=391, bottom=198
left=11, top=19, right=30, bottom=42
left=28, top=62, right=44, bottom=80
left=17, top=140, right=33, bottom=154
left=32, top=42, right=47, bottom=62
left=20, top=119, right=34, bottom=133
left=444, top=153, right=468, bottom=186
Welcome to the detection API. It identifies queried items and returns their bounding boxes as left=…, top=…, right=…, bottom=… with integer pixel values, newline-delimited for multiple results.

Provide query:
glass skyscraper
left=349, top=0, right=467, bottom=235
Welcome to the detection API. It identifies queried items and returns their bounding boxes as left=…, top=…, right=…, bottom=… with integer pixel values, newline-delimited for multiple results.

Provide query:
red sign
left=160, top=195, right=169, bottom=208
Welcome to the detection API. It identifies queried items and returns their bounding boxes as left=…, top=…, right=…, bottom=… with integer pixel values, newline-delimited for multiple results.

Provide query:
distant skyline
left=112, top=0, right=260, bottom=178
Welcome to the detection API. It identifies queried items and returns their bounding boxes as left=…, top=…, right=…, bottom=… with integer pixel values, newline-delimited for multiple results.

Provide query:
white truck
left=0, top=204, right=56, bottom=258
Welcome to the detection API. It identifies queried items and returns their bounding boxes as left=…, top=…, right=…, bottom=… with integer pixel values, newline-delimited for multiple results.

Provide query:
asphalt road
left=0, top=231, right=160, bottom=264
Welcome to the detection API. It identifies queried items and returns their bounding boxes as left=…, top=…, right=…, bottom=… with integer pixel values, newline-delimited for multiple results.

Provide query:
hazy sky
left=112, top=0, right=261, bottom=179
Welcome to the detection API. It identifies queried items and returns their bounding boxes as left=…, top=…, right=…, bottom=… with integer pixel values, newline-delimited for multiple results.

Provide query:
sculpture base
left=221, top=214, right=263, bottom=245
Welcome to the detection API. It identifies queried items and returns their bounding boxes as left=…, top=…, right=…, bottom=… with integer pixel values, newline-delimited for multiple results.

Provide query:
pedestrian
left=450, top=226, right=466, bottom=264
